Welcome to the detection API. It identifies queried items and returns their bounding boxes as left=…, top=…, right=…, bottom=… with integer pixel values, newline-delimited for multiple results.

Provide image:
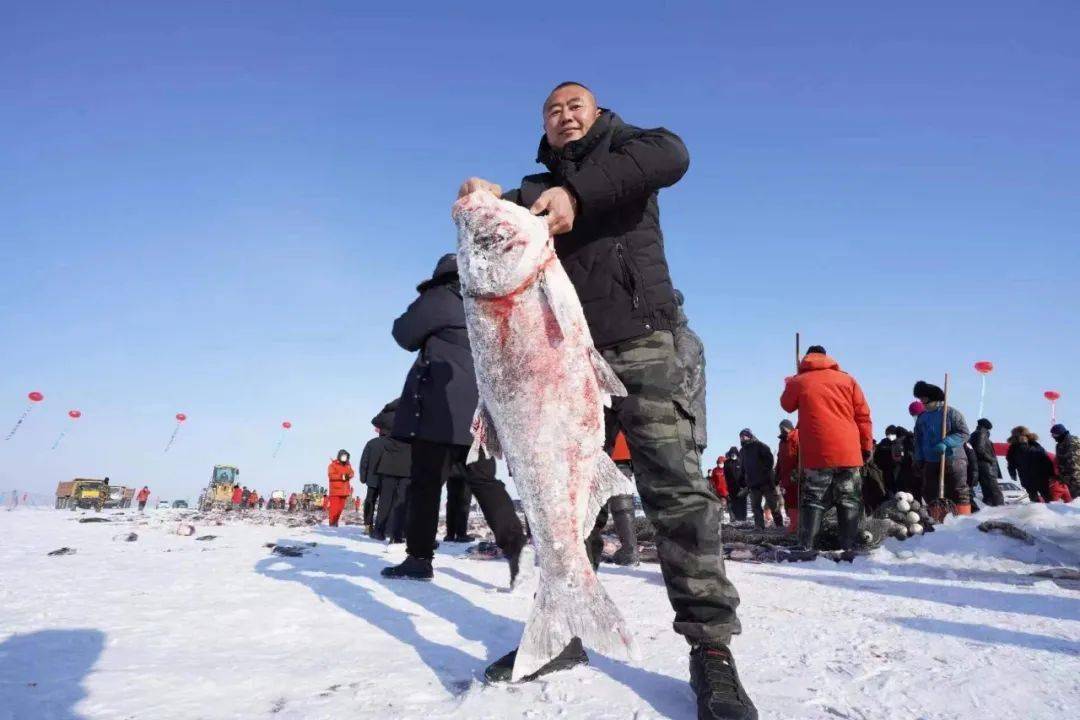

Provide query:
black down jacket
left=366, top=400, right=411, bottom=479
left=391, top=255, right=479, bottom=447
left=504, top=110, right=689, bottom=349
left=970, top=426, right=1002, bottom=481
left=738, top=438, right=775, bottom=489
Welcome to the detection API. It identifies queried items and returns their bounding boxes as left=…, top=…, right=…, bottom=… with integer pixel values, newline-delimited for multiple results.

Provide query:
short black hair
left=807, top=345, right=827, bottom=355
left=550, top=81, right=593, bottom=95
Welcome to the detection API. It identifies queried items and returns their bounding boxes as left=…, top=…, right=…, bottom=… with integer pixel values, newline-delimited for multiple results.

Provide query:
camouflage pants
left=599, top=331, right=740, bottom=645
left=800, top=467, right=863, bottom=514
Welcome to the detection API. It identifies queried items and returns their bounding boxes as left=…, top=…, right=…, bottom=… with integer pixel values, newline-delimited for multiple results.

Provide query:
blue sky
left=3, top=1, right=1078, bottom=501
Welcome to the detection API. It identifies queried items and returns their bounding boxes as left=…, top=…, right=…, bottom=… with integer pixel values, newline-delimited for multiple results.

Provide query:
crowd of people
left=704, top=357, right=1077, bottom=553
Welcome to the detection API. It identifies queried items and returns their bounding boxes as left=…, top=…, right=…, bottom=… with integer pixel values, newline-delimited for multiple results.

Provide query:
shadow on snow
left=0, top=628, right=105, bottom=720
left=255, top=528, right=693, bottom=718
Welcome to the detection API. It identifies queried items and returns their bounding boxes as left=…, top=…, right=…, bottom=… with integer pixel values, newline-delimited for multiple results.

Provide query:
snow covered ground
left=2, top=503, right=1077, bottom=720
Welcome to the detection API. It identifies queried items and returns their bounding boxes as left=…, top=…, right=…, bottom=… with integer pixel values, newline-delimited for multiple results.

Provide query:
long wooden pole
left=938, top=373, right=950, bottom=500
left=795, top=333, right=802, bottom=522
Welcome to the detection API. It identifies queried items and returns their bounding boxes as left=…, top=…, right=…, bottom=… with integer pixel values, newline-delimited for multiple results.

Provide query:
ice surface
left=1, top=503, right=1078, bottom=718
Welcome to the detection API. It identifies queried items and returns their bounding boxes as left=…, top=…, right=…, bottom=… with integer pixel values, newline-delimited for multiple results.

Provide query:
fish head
left=453, top=191, right=553, bottom=298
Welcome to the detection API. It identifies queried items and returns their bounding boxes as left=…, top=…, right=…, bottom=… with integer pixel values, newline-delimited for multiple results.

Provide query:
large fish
left=452, top=190, right=638, bottom=681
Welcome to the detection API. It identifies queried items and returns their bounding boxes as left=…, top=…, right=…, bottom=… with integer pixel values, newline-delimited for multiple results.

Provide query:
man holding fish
left=456, top=82, right=757, bottom=720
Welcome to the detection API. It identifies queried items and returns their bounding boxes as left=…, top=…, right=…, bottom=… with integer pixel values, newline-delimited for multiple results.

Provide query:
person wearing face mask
left=326, top=450, right=354, bottom=527
left=737, top=429, right=780, bottom=530
left=458, top=83, right=755, bottom=719
left=724, top=446, right=747, bottom=522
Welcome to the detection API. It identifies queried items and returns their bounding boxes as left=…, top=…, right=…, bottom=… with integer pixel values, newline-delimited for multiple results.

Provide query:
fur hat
left=913, top=381, right=945, bottom=403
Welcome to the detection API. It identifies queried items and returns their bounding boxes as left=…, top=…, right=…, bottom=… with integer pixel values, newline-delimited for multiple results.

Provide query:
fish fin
left=539, top=272, right=573, bottom=344
left=511, top=554, right=639, bottom=681
left=582, top=453, right=637, bottom=539
left=467, top=403, right=502, bottom=465
left=588, top=346, right=627, bottom=408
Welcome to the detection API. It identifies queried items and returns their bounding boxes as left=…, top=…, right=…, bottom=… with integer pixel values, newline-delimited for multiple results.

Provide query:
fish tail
left=511, top=560, right=638, bottom=681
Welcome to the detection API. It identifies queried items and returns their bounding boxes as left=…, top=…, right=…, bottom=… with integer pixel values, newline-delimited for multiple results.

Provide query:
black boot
left=797, top=504, right=824, bottom=552
left=380, top=556, right=433, bottom=581
left=609, top=494, right=639, bottom=566
left=690, top=643, right=758, bottom=720
left=836, top=504, right=862, bottom=552
left=484, top=637, right=588, bottom=683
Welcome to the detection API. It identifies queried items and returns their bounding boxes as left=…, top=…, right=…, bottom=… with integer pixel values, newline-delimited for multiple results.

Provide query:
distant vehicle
left=299, top=483, right=327, bottom=511
left=975, top=479, right=1029, bottom=505
left=267, top=490, right=286, bottom=510
left=55, top=479, right=107, bottom=511
left=172, top=500, right=189, bottom=509
left=156, top=500, right=171, bottom=509
left=103, top=485, right=135, bottom=509
left=199, top=465, right=240, bottom=511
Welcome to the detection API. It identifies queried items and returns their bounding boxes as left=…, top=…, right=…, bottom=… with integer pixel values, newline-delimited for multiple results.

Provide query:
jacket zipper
left=615, top=243, right=640, bottom=309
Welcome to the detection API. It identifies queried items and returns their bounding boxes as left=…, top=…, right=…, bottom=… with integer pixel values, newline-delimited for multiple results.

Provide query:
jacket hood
left=798, top=354, right=841, bottom=373
left=416, top=254, right=459, bottom=293
left=371, top=399, right=399, bottom=433
left=537, top=109, right=618, bottom=169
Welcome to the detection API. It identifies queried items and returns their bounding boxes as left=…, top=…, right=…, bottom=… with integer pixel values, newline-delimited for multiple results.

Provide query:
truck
left=55, top=479, right=107, bottom=511
left=299, top=483, right=327, bottom=511
left=267, top=490, right=287, bottom=510
left=198, top=465, right=240, bottom=511
left=103, top=485, right=135, bottom=509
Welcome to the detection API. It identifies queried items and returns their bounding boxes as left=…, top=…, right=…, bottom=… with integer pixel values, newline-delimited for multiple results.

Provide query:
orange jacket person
left=136, top=486, right=151, bottom=512
left=327, top=449, right=355, bottom=527
left=780, top=345, right=873, bottom=552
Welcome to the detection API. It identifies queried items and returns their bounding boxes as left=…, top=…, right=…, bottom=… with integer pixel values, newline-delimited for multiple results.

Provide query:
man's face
left=543, top=85, right=600, bottom=149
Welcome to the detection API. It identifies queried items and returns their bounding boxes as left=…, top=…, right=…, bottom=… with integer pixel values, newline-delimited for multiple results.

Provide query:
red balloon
left=68, top=410, right=82, bottom=419
left=1044, top=391, right=1061, bottom=402
left=28, top=391, right=44, bottom=402
left=282, top=421, right=292, bottom=430
left=973, top=361, right=994, bottom=374
left=175, top=413, right=187, bottom=422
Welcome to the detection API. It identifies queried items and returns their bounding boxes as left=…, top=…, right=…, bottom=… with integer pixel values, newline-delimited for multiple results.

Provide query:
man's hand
left=530, top=186, right=578, bottom=235
left=458, top=177, right=502, bottom=199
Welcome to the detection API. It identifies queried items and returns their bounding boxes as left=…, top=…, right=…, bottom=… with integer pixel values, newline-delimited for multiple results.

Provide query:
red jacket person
left=326, top=450, right=354, bottom=527
left=780, top=345, right=873, bottom=552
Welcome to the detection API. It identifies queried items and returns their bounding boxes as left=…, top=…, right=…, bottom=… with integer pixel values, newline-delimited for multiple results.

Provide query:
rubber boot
left=836, top=504, right=862, bottom=551
left=797, top=505, right=824, bottom=552
left=609, top=494, right=639, bottom=566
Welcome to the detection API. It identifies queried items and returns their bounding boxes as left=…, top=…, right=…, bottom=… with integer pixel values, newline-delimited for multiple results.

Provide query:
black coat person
left=1007, top=429, right=1055, bottom=502
left=383, top=254, right=525, bottom=582
left=360, top=400, right=413, bottom=541
left=391, top=254, right=478, bottom=447
left=737, top=430, right=780, bottom=529
left=970, top=420, right=1004, bottom=506
left=724, top=448, right=746, bottom=521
